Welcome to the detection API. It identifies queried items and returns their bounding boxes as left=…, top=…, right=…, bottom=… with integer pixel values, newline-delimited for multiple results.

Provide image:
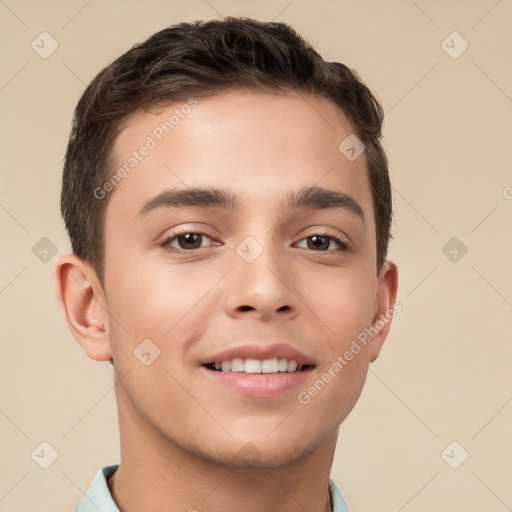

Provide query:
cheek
left=290, top=267, right=375, bottom=416
left=105, top=258, right=220, bottom=379
left=105, top=254, right=210, bottom=335
left=302, top=267, right=376, bottom=351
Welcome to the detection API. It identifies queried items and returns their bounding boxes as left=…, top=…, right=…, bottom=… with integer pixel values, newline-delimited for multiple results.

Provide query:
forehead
left=107, top=90, right=373, bottom=221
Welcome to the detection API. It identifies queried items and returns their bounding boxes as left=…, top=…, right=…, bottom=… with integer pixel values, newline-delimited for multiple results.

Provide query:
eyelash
left=159, top=229, right=350, bottom=254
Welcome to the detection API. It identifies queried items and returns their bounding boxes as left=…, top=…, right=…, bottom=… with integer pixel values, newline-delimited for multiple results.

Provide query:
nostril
left=239, top=305, right=254, bottom=312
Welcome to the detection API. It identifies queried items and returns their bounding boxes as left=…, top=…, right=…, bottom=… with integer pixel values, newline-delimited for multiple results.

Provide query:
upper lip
left=201, top=343, right=316, bottom=366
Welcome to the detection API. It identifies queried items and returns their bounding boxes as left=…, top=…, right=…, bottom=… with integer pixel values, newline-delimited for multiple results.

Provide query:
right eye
left=160, top=232, right=221, bottom=252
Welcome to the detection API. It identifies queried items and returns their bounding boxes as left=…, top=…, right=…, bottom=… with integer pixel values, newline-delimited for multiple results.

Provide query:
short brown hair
left=61, top=17, right=392, bottom=283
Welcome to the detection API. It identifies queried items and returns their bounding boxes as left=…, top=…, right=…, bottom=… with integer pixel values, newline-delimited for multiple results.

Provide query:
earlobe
left=369, top=260, right=399, bottom=363
left=54, top=254, right=113, bottom=362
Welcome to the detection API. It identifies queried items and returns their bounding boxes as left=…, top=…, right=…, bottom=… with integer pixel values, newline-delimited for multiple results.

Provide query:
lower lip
left=201, top=366, right=314, bottom=398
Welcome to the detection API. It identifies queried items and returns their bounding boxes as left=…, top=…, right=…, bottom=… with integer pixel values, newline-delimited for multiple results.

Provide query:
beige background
left=1, top=1, right=511, bottom=510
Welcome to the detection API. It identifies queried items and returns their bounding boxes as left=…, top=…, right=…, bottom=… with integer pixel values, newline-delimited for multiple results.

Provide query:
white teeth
left=230, top=357, right=245, bottom=372
left=261, top=358, right=278, bottom=373
left=287, top=360, right=298, bottom=372
left=278, top=358, right=288, bottom=372
left=244, top=359, right=262, bottom=374
left=211, top=358, right=304, bottom=373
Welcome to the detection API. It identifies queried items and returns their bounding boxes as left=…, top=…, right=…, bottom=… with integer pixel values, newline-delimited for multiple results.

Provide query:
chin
left=190, top=433, right=322, bottom=471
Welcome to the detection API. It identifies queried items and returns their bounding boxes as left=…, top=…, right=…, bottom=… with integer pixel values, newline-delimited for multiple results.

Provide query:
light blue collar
left=76, top=464, right=349, bottom=511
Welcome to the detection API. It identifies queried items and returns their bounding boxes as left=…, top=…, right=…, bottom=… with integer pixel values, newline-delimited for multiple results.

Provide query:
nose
left=223, top=238, right=297, bottom=321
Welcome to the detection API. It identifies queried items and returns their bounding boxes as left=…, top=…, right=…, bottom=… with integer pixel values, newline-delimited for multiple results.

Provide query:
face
left=101, top=90, right=393, bottom=469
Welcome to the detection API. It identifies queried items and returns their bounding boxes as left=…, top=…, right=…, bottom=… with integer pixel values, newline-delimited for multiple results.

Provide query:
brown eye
left=162, top=232, right=218, bottom=252
left=175, top=233, right=203, bottom=250
left=308, top=235, right=330, bottom=251
left=295, top=234, right=349, bottom=252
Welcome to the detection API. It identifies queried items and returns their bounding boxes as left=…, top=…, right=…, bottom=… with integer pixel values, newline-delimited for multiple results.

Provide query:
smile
left=205, top=357, right=313, bottom=373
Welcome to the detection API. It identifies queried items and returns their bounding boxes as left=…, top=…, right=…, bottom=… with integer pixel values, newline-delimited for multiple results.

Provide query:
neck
left=108, top=391, right=337, bottom=512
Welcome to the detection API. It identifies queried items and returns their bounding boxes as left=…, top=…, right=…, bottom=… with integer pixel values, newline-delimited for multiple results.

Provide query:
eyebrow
left=138, top=186, right=365, bottom=225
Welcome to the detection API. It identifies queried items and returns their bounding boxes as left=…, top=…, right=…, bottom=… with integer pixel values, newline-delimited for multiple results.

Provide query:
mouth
left=203, top=358, right=314, bottom=374
left=200, top=344, right=316, bottom=398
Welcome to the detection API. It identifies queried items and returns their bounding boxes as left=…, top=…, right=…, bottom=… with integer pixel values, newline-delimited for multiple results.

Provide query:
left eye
left=295, top=235, right=348, bottom=251
left=163, top=232, right=217, bottom=251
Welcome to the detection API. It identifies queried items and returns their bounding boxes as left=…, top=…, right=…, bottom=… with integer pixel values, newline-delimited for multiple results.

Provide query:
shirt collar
left=75, top=464, right=119, bottom=512
left=76, top=464, right=349, bottom=512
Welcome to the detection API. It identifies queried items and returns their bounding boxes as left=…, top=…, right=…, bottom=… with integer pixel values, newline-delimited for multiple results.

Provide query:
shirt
left=75, top=464, right=349, bottom=511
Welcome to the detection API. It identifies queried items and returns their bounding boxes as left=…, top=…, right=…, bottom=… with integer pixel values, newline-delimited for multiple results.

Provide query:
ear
left=368, top=260, right=399, bottom=363
left=54, top=253, right=112, bottom=362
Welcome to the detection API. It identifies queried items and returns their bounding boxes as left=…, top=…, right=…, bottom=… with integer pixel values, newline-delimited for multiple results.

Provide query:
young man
left=55, top=17, right=398, bottom=512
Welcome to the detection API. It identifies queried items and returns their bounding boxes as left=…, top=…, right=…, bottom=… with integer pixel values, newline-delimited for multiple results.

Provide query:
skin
left=55, top=89, right=398, bottom=512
